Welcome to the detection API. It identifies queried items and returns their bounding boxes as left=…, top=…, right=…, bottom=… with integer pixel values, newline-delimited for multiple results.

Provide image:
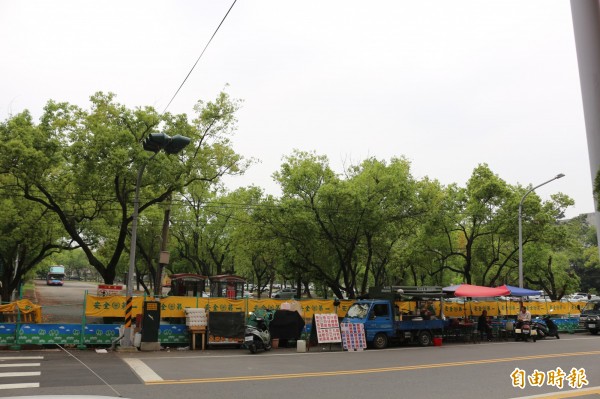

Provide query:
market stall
left=209, top=274, right=246, bottom=299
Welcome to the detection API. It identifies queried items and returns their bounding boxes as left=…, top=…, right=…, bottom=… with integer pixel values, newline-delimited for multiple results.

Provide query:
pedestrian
left=478, top=310, right=493, bottom=341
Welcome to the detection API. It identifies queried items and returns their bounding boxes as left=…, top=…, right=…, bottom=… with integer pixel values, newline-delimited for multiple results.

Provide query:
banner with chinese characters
left=85, top=295, right=352, bottom=319
left=440, top=300, right=585, bottom=318
left=85, top=295, right=586, bottom=320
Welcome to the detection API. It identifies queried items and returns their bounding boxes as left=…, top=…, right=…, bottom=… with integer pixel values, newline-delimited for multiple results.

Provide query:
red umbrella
left=454, top=284, right=510, bottom=297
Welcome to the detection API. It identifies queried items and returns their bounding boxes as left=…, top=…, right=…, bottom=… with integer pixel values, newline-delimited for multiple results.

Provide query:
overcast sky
left=0, top=1, right=592, bottom=219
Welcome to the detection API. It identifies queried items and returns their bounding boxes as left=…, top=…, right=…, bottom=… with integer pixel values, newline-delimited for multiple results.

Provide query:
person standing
left=478, top=310, right=493, bottom=341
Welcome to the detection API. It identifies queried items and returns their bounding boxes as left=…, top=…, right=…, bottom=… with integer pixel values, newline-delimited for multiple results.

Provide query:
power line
left=162, top=0, right=238, bottom=115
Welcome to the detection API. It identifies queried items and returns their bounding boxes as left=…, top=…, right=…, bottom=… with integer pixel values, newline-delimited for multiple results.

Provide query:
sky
left=0, top=1, right=593, bottom=219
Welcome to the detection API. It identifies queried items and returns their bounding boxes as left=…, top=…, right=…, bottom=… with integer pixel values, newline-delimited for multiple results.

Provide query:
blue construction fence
left=0, top=316, right=583, bottom=348
left=0, top=323, right=188, bottom=347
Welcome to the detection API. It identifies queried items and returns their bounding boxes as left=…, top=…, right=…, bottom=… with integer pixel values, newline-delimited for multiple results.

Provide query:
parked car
left=271, top=288, right=297, bottom=299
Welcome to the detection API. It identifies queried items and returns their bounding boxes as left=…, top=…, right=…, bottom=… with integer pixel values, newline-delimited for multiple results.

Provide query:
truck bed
left=396, top=319, right=447, bottom=331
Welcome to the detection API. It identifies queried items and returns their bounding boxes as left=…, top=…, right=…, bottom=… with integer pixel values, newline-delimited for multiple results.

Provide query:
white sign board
left=340, top=322, right=367, bottom=351
left=97, top=284, right=123, bottom=297
left=314, top=313, right=342, bottom=344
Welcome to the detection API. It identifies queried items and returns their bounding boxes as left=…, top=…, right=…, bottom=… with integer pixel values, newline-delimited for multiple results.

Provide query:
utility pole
left=155, top=194, right=172, bottom=297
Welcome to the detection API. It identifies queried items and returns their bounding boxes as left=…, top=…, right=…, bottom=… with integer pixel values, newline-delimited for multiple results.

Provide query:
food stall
left=209, top=274, right=246, bottom=299
left=169, top=273, right=207, bottom=297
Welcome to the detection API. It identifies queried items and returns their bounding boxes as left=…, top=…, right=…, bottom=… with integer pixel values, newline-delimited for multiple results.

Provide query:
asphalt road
left=34, top=279, right=101, bottom=323
left=2, top=333, right=599, bottom=399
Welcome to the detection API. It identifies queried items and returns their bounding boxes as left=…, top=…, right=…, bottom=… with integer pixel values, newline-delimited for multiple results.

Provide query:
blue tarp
left=501, top=284, right=542, bottom=297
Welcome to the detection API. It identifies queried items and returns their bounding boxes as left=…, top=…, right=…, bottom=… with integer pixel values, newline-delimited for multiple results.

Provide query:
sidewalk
left=21, top=284, right=37, bottom=302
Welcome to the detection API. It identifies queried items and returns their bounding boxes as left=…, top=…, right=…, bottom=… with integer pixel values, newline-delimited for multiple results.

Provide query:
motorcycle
left=515, top=321, right=533, bottom=342
left=531, top=316, right=560, bottom=342
left=244, top=317, right=272, bottom=354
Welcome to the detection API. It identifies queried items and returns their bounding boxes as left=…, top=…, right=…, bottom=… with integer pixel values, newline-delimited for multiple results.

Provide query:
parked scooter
left=244, top=317, right=272, bottom=354
left=531, top=316, right=560, bottom=342
left=515, top=321, right=533, bottom=342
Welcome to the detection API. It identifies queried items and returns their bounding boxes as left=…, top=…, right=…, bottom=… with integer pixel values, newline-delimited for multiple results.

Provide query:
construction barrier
left=0, top=295, right=586, bottom=349
left=0, top=299, right=42, bottom=323
left=84, top=295, right=586, bottom=319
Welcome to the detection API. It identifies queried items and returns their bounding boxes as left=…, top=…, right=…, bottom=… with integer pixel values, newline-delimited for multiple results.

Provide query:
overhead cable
left=162, top=0, right=238, bottom=114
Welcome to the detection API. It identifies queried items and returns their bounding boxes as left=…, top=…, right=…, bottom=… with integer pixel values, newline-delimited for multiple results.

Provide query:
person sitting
left=420, top=301, right=437, bottom=320
left=477, top=310, right=493, bottom=341
left=516, top=305, right=531, bottom=328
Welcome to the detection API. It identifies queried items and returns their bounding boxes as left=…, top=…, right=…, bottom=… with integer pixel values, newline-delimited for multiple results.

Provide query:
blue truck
left=341, top=286, right=447, bottom=348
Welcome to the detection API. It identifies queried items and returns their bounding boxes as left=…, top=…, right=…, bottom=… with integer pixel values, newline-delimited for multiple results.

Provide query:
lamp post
left=518, top=173, right=565, bottom=288
left=122, top=133, right=191, bottom=349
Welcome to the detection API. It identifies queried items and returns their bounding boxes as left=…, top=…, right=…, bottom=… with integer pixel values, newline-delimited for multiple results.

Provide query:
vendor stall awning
left=500, top=284, right=542, bottom=297
left=453, top=284, right=511, bottom=297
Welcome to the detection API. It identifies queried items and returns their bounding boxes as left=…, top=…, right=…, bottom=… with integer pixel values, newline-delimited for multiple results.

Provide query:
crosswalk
left=0, top=356, right=42, bottom=390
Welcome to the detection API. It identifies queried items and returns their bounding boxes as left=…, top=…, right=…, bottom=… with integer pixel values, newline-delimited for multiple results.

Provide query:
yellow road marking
left=146, top=350, right=600, bottom=385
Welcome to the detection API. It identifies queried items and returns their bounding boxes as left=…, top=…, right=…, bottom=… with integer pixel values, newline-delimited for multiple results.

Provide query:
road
left=1, top=334, right=599, bottom=399
left=34, top=279, right=101, bottom=323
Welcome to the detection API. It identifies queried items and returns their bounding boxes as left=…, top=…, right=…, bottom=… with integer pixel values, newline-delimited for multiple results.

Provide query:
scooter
left=515, top=321, right=533, bottom=342
left=531, top=316, right=560, bottom=342
left=244, top=317, right=271, bottom=354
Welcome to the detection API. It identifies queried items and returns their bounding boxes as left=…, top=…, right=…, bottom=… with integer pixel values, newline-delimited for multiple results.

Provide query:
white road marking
left=0, top=371, right=41, bottom=378
left=0, top=356, right=43, bottom=389
left=122, top=358, right=164, bottom=382
left=0, top=363, right=40, bottom=368
left=0, top=383, right=40, bottom=390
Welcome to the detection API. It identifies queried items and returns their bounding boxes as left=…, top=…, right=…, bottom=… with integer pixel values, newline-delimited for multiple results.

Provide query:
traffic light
left=142, top=133, right=191, bottom=154
left=143, top=133, right=170, bottom=153
left=164, top=135, right=191, bottom=155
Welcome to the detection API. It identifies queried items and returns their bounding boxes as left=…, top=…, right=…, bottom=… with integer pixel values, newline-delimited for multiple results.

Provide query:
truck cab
left=342, top=286, right=447, bottom=349
left=344, top=300, right=396, bottom=349
left=579, top=299, right=600, bottom=334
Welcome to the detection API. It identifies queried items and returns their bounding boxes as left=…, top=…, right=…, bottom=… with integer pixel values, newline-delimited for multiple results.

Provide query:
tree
left=260, top=151, right=421, bottom=298
left=563, top=215, right=600, bottom=294
left=0, top=176, right=72, bottom=302
left=415, top=164, right=573, bottom=288
left=0, top=91, right=248, bottom=285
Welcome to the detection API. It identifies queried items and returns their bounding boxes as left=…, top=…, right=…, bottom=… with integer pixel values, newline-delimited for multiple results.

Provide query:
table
left=189, top=326, right=206, bottom=351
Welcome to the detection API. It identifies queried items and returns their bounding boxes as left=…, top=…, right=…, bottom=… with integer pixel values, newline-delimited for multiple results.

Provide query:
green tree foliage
left=0, top=92, right=248, bottom=285
left=568, top=215, right=600, bottom=295
left=171, top=183, right=237, bottom=277
left=0, top=176, right=71, bottom=302
left=43, top=248, right=95, bottom=280
left=416, top=164, right=574, bottom=289
left=258, top=151, right=421, bottom=298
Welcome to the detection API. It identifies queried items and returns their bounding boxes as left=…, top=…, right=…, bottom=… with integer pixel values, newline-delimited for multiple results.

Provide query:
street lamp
left=122, top=133, right=191, bottom=349
left=518, top=173, right=565, bottom=288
